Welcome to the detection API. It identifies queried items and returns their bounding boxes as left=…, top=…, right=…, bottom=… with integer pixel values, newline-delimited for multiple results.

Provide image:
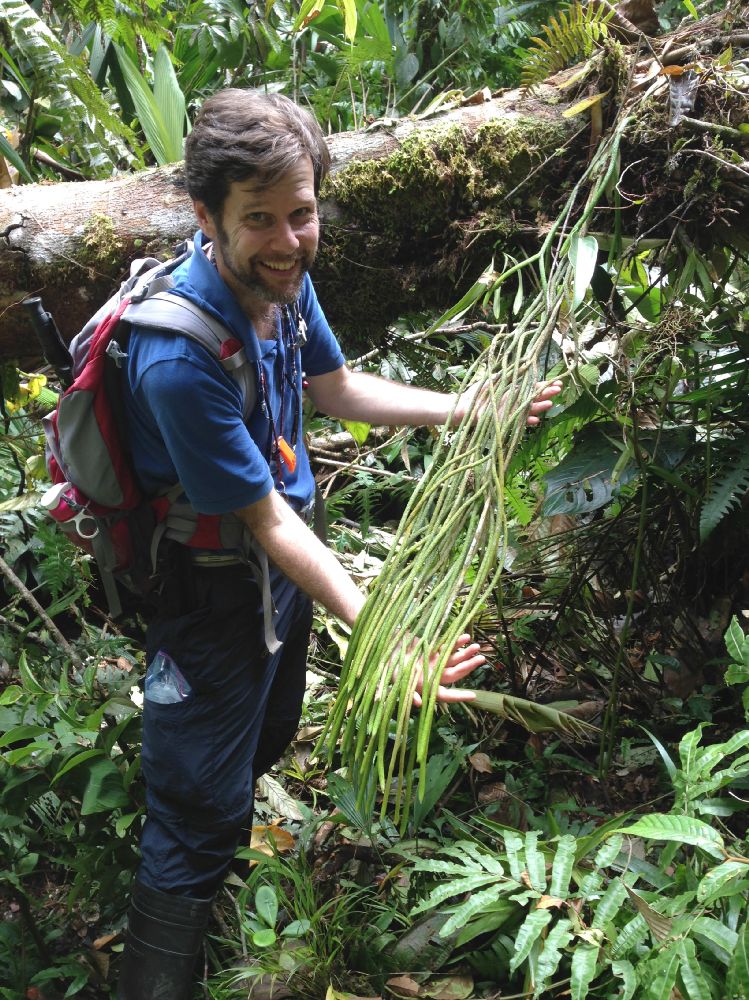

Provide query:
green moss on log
left=316, top=113, right=573, bottom=345
left=81, top=212, right=125, bottom=273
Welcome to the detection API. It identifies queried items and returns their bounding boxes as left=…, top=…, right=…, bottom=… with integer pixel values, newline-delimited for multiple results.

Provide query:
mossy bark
left=0, top=87, right=578, bottom=364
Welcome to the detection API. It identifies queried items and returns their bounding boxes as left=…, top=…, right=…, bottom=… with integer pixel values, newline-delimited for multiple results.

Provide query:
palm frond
left=1, top=0, right=140, bottom=173
left=520, top=3, right=613, bottom=93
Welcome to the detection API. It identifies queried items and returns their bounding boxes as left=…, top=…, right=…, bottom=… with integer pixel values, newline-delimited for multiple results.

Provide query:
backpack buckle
left=105, top=340, right=128, bottom=367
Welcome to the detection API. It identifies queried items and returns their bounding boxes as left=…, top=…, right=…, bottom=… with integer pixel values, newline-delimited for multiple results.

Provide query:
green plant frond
left=0, top=0, right=140, bottom=172
left=520, top=2, right=613, bottom=93
left=700, top=433, right=749, bottom=543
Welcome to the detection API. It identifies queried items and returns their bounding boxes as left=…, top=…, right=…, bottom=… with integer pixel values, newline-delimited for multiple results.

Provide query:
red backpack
left=40, top=245, right=270, bottom=628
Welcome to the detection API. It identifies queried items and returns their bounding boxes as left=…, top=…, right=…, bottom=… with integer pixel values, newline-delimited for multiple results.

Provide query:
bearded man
left=117, top=88, right=558, bottom=999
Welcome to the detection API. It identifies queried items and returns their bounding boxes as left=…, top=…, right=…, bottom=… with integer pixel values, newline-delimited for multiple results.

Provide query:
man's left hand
left=412, top=633, right=484, bottom=707
left=453, top=378, right=563, bottom=427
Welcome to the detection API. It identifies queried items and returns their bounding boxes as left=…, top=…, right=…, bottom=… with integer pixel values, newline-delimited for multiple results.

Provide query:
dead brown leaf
left=92, top=932, right=118, bottom=950
left=477, top=781, right=508, bottom=805
left=250, top=823, right=295, bottom=859
left=537, top=894, right=565, bottom=909
left=423, top=975, right=474, bottom=999
left=462, top=87, right=491, bottom=105
left=88, top=948, right=109, bottom=978
left=468, top=752, right=493, bottom=774
left=386, top=976, right=422, bottom=997
left=296, top=724, right=324, bottom=742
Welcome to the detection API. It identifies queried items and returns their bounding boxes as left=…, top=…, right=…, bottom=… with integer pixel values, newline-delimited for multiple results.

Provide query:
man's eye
left=246, top=213, right=269, bottom=224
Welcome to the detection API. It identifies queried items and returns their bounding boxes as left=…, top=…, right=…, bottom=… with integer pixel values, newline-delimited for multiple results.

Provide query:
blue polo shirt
left=123, top=232, right=345, bottom=515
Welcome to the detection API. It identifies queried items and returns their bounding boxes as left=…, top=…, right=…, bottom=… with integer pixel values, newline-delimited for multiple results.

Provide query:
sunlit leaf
left=571, top=942, right=599, bottom=1000
left=568, top=234, right=599, bottom=309
left=509, top=909, right=553, bottom=972
left=615, top=814, right=725, bottom=860
left=255, top=884, right=278, bottom=928
left=342, top=420, right=371, bottom=446
left=562, top=91, right=609, bottom=118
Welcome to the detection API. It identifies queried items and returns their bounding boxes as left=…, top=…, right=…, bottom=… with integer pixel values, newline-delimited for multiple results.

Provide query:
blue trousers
left=137, top=558, right=312, bottom=897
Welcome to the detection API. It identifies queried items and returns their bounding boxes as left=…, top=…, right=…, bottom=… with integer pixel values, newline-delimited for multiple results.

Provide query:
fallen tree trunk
left=1, top=9, right=747, bottom=364
left=0, top=86, right=579, bottom=364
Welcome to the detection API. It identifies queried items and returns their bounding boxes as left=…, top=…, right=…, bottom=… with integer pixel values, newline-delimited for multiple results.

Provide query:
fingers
left=435, top=685, right=478, bottom=704
left=413, top=685, right=478, bottom=706
left=441, top=651, right=485, bottom=683
left=412, top=636, right=485, bottom=708
left=526, top=379, right=562, bottom=426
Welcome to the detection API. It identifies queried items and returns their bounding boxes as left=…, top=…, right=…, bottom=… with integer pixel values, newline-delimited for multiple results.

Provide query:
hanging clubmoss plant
left=316, top=119, right=632, bottom=830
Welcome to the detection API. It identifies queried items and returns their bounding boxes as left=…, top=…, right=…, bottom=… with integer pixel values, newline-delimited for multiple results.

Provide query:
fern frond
left=520, top=2, right=613, bottom=93
left=0, top=0, right=140, bottom=173
left=700, top=434, right=749, bottom=542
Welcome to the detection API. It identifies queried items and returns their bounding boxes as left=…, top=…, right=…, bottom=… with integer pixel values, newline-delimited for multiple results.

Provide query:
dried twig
left=0, top=551, right=81, bottom=666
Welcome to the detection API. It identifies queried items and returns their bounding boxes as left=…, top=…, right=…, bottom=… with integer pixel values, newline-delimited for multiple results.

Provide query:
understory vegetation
left=2, top=0, right=749, bottom=998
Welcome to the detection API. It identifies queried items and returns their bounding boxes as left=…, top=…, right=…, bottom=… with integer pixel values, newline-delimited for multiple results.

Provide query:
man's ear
left=193, top=200, right=217, bottom=241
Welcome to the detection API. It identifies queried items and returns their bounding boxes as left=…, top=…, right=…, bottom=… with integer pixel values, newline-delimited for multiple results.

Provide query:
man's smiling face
left=196, top=156, right=319, bottom=314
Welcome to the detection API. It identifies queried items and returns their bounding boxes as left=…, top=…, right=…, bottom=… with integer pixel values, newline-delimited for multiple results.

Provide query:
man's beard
left=214, top=219, right=316, bottom=305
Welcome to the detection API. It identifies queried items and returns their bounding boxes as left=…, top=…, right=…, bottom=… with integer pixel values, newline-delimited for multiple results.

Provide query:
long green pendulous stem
left=316, top=120, right=631, bottom=828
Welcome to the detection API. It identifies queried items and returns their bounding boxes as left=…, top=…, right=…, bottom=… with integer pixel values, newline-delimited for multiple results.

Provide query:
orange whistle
left=277, top=436, right=297, bottom=473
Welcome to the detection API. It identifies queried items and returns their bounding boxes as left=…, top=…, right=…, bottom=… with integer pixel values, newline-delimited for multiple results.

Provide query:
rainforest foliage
left=1, top=1, right=749, bottom=998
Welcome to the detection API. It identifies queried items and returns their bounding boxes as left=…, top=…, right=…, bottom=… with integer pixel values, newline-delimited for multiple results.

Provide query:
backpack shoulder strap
left=122, top=291, right=256, bottom=419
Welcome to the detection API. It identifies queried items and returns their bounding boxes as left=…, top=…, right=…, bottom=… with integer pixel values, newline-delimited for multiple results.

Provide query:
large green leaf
left=509, top=909, right=553, bottom=972
left=614, top=814, right=725, bottom=860
left=697, top=861, right=749, bottom=904
left=411, top=872, right=503, bottom=915
left=642, top=943, right=680, bottom=1000
left=726, top=616, right=749, bottom=670
left=441, top=884, right=511, bottom=939
left=549, top=834, right=576, bottom=897
left=570, top=942, right=600, bottom=1000
left=115, top=44, right=184, bottom=165
left=542, top=424, right=693, bottom=516
left=153, top=45, right=187, bottom=154
left=726, top=919, right=749, bottom=999
left=611, top=914, right=649, bottom=960
left=523, top=830, right=547, bottom=892
left=611, top=960, right=637, bottom=1000
left=534, top=918, right=573, bottom=996
left=591, top=878, right=628, bottom=929
left=691, top=915, right=738, bottom=964
left=677, top=938, right=712, bottom=1000
left=81, top=758, right=131, bottom=815
left=568, top=234, right=598, bottom=309
left=1, top=0, right=137, bottom=172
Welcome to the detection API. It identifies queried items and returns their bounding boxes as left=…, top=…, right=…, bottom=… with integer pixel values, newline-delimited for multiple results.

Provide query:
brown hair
left=184, top=89, right=330, bottom=217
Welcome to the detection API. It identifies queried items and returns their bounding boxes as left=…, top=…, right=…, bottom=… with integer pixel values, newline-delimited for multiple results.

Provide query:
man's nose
left=268, top=220, right=300, bottom=254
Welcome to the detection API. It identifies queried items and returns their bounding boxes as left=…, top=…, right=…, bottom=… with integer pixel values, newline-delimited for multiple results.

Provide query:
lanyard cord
left=203, top=241, right=302, bottom=478
left=258, top=304, right=302, bottom=484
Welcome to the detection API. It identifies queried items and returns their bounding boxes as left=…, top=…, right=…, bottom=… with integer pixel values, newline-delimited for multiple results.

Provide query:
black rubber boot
left=117, top=879, right=213, bottom=1000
